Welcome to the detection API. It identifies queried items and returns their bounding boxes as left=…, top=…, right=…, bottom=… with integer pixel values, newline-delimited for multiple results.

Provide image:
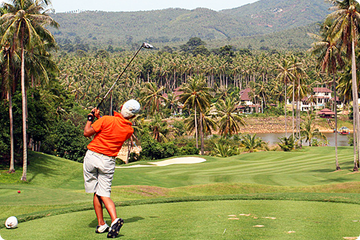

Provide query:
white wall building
left=288, top=87, right=343, bottom=112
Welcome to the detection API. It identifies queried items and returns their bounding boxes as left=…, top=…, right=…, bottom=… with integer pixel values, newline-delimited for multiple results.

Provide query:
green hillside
left=49, top=0, right=331, bottom=49
left=222, top=0, right=331, bottom=33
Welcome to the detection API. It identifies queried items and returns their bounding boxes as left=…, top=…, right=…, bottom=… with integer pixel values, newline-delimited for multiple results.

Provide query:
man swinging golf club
left=83, top=99, right=140, bottom=238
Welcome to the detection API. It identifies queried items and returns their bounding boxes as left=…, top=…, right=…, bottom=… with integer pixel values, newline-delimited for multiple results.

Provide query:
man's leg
left=99, top=196, right=117, bottom=222
left=93, top=194, right=105, bottom=225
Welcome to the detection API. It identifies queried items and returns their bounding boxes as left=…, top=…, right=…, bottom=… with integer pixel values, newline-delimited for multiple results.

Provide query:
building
left=288, top=87, right=343, bottom=112
left=239, top=88, right=261, bottom=113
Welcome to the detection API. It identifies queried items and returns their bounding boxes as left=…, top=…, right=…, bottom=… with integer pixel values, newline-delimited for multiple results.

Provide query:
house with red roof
left=238, top=88, right=261, bottom=113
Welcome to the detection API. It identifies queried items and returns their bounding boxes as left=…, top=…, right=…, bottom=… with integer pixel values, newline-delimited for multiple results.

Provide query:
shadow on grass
left=27, top=152, right=57, bottom=183
left=318, top=177, right=350, bottom=183
left=309, top=168, right=334, bottom=173
left=89, top=216, right=145, bottom=228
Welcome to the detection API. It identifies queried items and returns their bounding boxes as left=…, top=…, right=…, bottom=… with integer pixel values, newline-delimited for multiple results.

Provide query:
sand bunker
left=117, top=157, right=206, bottom=168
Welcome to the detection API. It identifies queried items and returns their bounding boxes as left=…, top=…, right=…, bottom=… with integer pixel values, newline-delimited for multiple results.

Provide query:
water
left=255, top=132, right=351, bottom=147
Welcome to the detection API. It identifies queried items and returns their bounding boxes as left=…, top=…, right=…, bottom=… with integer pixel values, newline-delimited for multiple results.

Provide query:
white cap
left=121, top=99, right=140, bottom=118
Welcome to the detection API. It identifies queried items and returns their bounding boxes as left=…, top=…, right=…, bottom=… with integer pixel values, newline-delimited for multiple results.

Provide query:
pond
left=255, top=132, right=351, bottom=147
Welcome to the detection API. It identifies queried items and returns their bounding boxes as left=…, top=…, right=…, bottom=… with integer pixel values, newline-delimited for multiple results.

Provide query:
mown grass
left=1, top=147, right=360, bottom=239
left=1, top=199, right=360, bottom=239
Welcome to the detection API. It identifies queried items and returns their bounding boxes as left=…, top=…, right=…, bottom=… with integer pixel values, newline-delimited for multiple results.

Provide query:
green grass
left=1, top=147, right=360, bottom=239
left=1, top=200, right=360, bottom=239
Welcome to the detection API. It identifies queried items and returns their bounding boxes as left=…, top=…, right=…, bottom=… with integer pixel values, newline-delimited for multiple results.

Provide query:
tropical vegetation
left=3, top=0, right=360, bottom=182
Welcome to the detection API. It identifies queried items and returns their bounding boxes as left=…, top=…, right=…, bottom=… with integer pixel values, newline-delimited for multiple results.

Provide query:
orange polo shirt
left=87, top=111, right=134, bottom=157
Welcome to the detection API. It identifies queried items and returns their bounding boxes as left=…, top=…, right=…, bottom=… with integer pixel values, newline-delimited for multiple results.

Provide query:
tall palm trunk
left=194, top=105, right=198, bottom=149
left=351, top=39, right=359, bottom=171
left=20, top=33, right=28, bottom=181
left=297, top=76, right=301, bottom=141
left=285, top=82, right=288, bottom=137
left=292, top=79, right=295, bottom=139
left=8, top=91, right=15, bottom=173
left=200, top=112, right=204, bottom=155
left=333, top=74, right=340, bottom=170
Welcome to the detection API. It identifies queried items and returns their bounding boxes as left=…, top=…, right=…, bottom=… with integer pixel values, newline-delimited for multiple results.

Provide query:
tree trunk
left=200, top=112, right=204, bottom=155
left=20, top=38, right=27, bottom=181
left=194, top=105, right=198, bottom=149
left=285, top=82, right=288, bottom=137
left=333, top=73, right=340, bottom=170
left=8, top=91, right=15, bottom=173
left=352, top=40, right=359, bottom=171
left=297, top=76, right=301, bottom=144
left=292, top=79, right=295, bottom=139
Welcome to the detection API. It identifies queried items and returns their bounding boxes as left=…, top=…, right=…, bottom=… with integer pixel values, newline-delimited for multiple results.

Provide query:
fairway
left=1, top=200, right=360, bottom=240
left=1, top=147, right=360, bottom=239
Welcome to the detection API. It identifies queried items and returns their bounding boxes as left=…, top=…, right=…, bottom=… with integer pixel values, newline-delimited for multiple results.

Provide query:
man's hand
left=92, top=108, right=101, bottom=119
left=88, top=108, right=101, bottom=122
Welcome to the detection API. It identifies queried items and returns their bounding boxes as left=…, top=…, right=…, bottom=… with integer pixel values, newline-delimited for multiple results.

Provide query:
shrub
left=179, top=142, right=199, bottom=155
left=278, top=135, right=295, bottom=151
left=140, top=134, right=178, bottom=160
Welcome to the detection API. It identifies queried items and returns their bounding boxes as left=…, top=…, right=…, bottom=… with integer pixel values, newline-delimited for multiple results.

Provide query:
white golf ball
left=5, top=216, right=18, bottom=229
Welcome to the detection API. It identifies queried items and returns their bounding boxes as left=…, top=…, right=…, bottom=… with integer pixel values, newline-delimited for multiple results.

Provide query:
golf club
left=93, top=42, right=153, bottom=113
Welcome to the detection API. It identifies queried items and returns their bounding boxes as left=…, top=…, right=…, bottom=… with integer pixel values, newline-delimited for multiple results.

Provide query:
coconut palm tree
left=213, top=97, right=246, bottom=138
left=178, top=75, right=212, bottom=153
left=140, top=81, right=166, bottom=116
left=0, top=41, right=18, bottom=173
left=0, top=0, right=59, bottom=181
left=309, top=19, right=344, bottom=170
left=148, top=113, right=170, bottom=143
left=289, top=55, right=308, bottom=141
left=300, top=114, right=327, bottom=146
left=276, top=59, right=295, bottom=137
left=326, top=0, right=360, bottom=171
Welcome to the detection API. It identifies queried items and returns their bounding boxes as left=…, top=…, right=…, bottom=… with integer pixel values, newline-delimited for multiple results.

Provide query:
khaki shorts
left=83, top=150, right=115, bottom=197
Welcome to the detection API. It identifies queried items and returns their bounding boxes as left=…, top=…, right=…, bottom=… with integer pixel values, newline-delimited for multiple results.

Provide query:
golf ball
left=5, top=216, right=18, bottom=229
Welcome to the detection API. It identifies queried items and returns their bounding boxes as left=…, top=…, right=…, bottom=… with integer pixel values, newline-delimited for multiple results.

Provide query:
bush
left=140, top=134, right=178, bottom=160
left=179, top=142, right=199, bottom=155
left=42, top=119, right=90, bottom=162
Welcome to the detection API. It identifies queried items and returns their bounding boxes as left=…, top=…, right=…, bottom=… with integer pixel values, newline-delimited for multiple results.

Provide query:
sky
left=49, top=0, right=259, bottom=13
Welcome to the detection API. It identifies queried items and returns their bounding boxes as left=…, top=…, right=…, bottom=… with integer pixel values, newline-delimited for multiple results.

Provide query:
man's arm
left=84, top=108, right=100, bottom=137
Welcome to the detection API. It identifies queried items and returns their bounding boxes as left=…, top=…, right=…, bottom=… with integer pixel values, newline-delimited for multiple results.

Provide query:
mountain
left=49, top=0, right=332, bottom=49
left=221, top=0, right=331, bottom=33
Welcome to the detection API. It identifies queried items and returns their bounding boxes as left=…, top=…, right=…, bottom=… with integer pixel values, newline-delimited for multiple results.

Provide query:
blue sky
left=49, top=0, right=259, bottom=13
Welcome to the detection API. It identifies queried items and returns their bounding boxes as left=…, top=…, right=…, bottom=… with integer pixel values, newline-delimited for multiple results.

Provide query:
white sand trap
left=117, top=157, right=206, bottom=168
left=149, top=157, right=206, bottom=166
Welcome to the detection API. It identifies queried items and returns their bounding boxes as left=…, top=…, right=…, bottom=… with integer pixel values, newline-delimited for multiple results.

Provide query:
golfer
left=83, top=99, right=140, bottom=238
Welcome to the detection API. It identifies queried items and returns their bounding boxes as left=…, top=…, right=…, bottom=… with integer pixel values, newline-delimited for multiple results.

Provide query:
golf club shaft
left=95, top=44, right=144, bottom=110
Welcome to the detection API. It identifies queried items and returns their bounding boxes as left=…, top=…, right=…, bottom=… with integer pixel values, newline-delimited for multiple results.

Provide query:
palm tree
left=289, top=55, right=307, bottom=141
left=276, top=59, right=295, bottom=137
left=148, top=113, right=170, bottom=143
left=140, top=82, right=166, bottom=116
left=326, top=0, right=360, bottom=171
left=300, top=114, right=327, bottom=146
left=213, top=97, right=246, bottom=138
left=178, top=75, right=212, bottom=153
left=0, top=0, right=59, bottom=181
left=184, top=108, right=218, bottom=148
left=240, top=134, right=266, bottom=153
left=309, top=19, right=344, bottom=170
left=0, top=41, right=18, bottom=173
